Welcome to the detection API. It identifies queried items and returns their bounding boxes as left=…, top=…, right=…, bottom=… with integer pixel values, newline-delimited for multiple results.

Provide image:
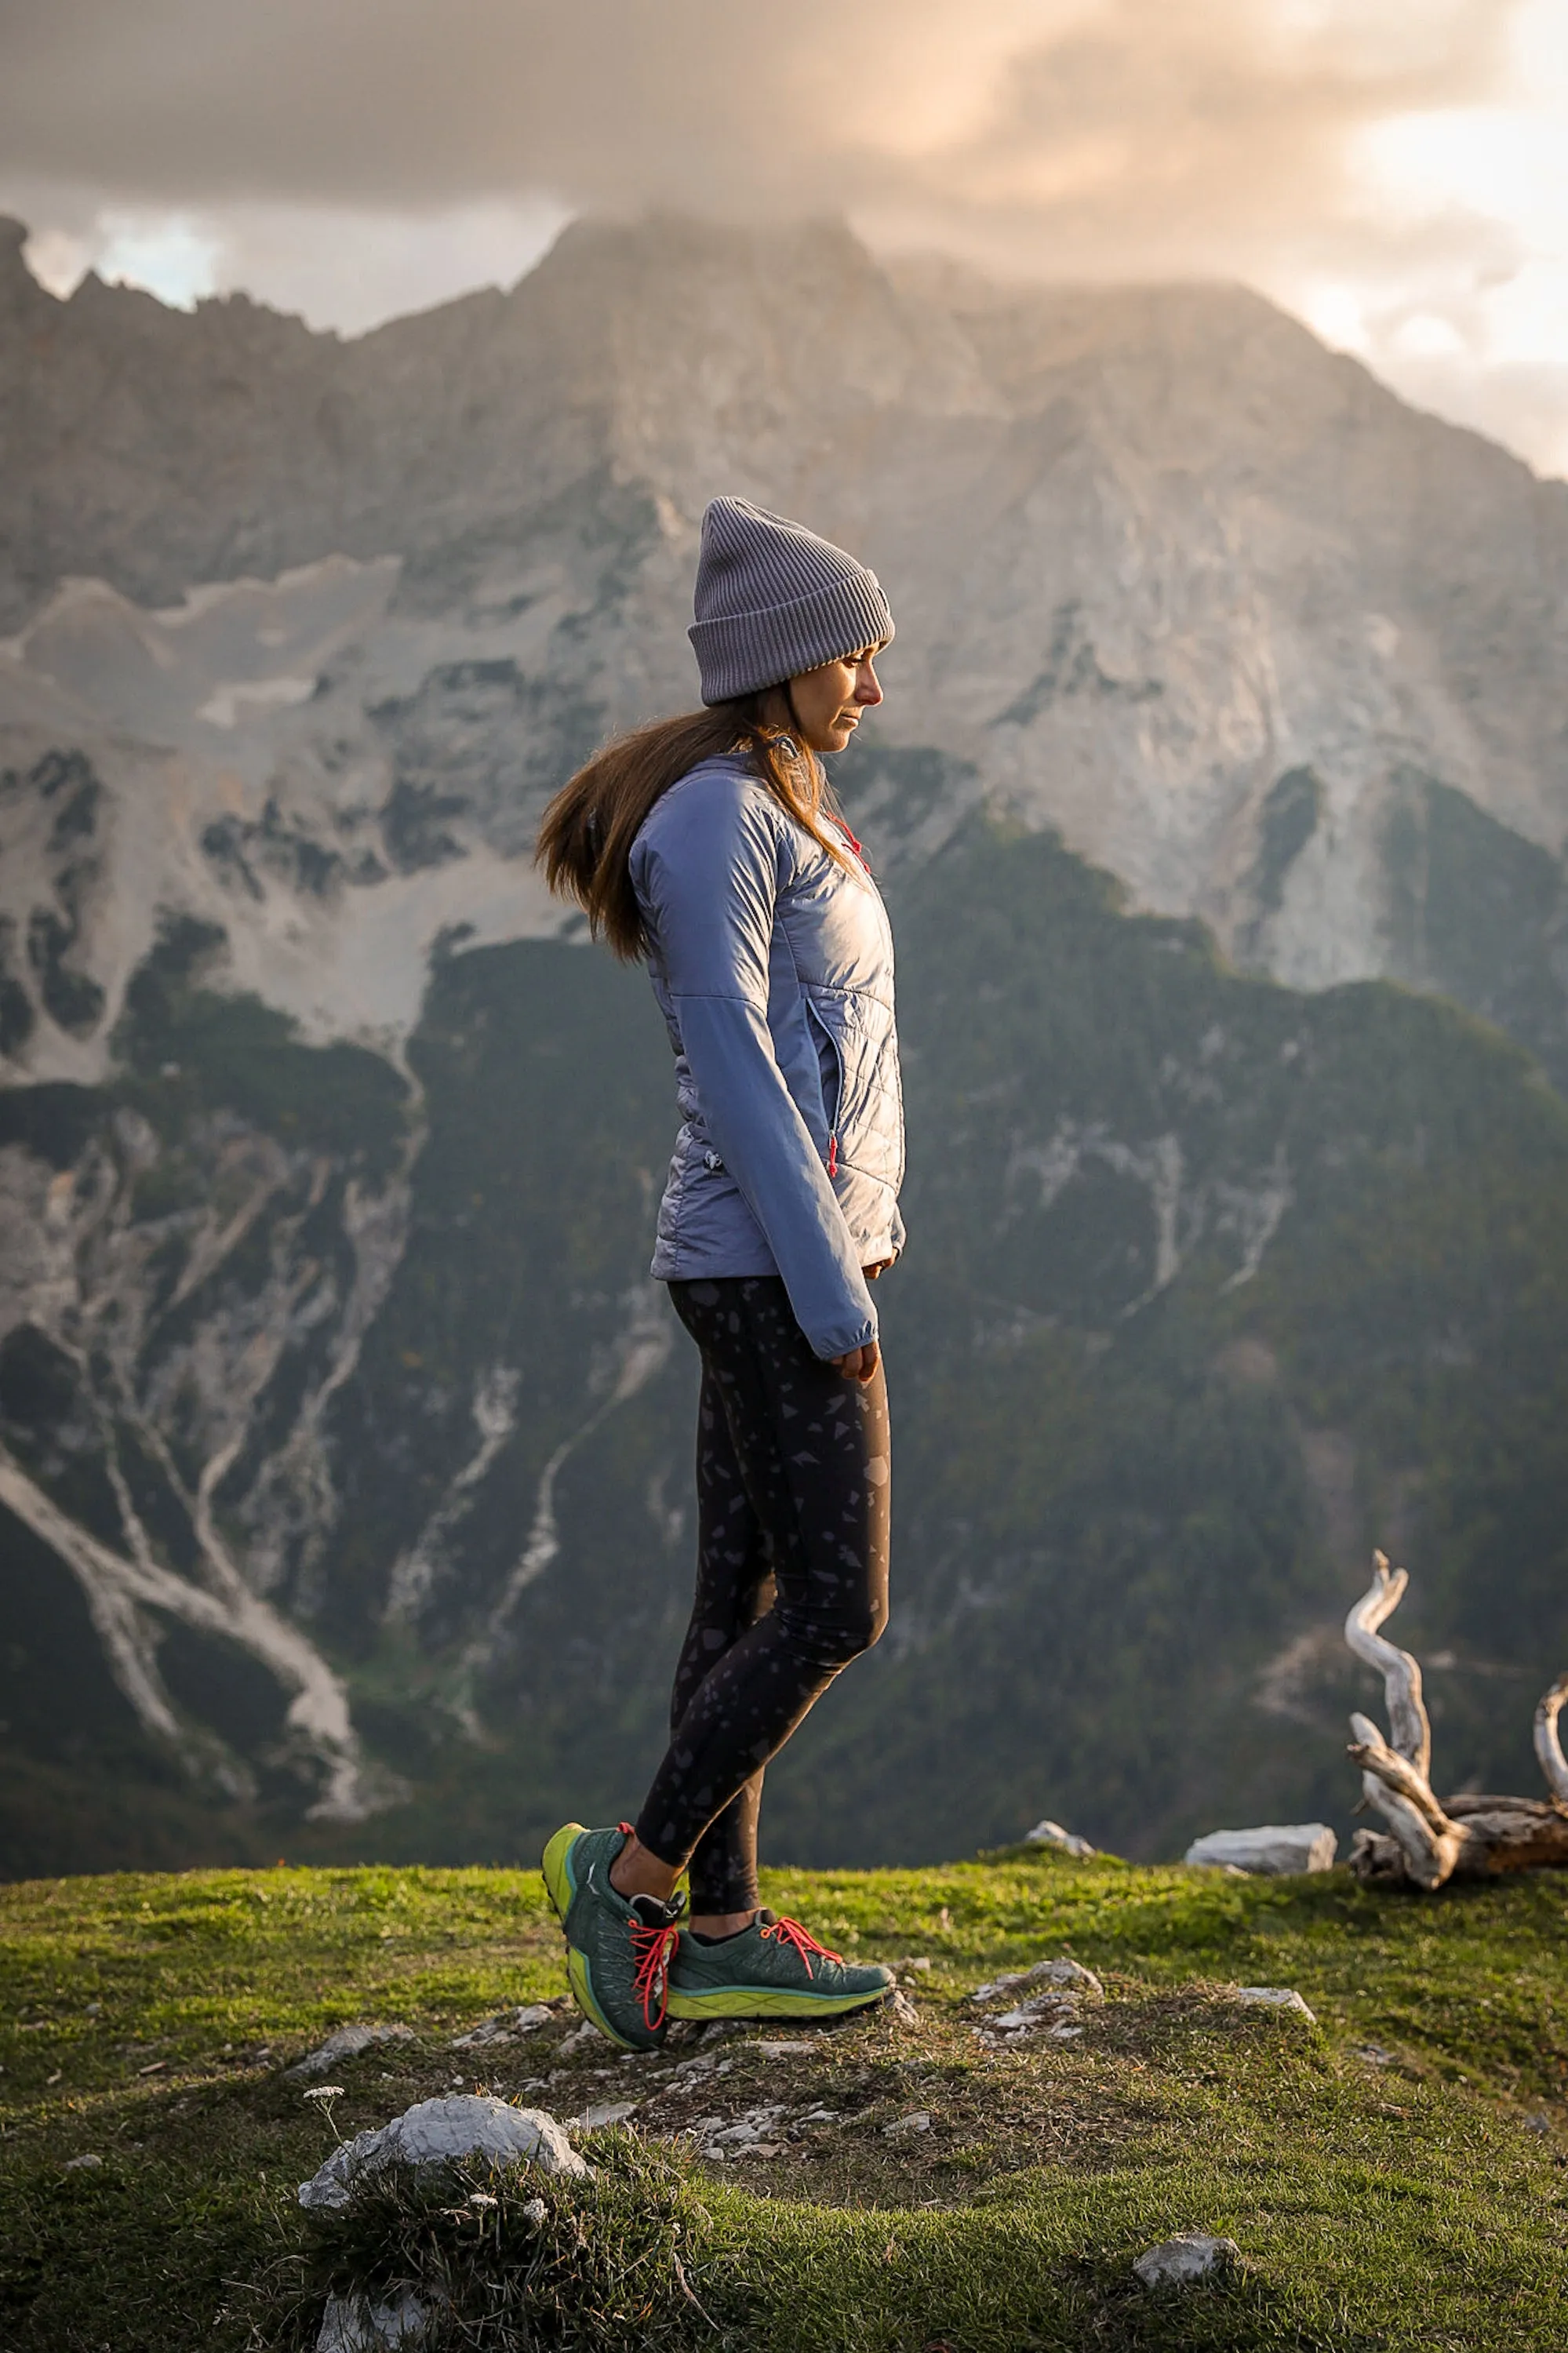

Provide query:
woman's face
left=786, top=646, right=885, bottom=754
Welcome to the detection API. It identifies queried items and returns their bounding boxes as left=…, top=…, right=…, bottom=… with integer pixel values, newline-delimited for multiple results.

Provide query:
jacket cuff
left=806, top=1304, right=878, bottom=1362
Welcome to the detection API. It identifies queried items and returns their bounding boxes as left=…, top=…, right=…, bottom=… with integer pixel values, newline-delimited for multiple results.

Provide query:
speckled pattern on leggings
left=635, top=1275, right=891, bottom=1915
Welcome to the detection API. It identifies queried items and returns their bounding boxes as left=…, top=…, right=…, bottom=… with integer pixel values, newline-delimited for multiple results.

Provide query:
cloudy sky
left=5, top=0, right=1566, bottom=475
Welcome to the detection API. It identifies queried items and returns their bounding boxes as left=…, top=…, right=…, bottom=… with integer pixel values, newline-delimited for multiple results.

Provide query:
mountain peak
left=0, top=216, right=49, bottom=318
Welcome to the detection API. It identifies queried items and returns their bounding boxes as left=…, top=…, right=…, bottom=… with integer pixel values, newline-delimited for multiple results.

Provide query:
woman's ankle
left=689, top=1907, right=760, bottom=1941
left=608, top=1831, right=682, bottom=1907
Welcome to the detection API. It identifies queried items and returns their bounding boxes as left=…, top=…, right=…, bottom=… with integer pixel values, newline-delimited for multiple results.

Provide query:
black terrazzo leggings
left=635, top=1275, right=891, bottom=1915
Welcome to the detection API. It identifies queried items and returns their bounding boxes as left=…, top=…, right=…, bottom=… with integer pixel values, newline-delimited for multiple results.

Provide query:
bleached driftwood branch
left=1344, top=1553, right=1568, bottom=1889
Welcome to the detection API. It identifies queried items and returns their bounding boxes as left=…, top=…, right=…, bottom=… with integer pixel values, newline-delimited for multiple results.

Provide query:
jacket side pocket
left=805, top=999, right=846, bottom=1174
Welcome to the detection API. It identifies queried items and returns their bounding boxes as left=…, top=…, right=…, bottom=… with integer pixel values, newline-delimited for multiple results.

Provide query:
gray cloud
left=2, top=0, right=1558, bottom=471
left=0, top=0, right=1511, bottom=230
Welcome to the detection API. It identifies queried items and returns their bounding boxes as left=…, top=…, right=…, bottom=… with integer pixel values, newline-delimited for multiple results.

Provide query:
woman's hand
left=831, top=1257, right=895, bottom=1377
left=831, top=1260, right=896, bottom=1377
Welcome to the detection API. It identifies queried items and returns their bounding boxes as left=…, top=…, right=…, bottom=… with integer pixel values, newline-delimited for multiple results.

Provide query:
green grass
left=2, top=1852, right=1566, bottom=2350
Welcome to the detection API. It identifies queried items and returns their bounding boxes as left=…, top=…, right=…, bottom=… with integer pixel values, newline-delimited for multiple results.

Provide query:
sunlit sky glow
left=6, top=0, right=1566, bottom=476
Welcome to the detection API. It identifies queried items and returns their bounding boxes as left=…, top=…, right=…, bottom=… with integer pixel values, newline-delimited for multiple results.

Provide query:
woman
left=534, top=497, right=904, bottom=2051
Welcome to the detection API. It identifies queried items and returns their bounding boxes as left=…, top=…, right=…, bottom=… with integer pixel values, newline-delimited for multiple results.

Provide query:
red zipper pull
left=827, top=1133, right=839, bottom=1178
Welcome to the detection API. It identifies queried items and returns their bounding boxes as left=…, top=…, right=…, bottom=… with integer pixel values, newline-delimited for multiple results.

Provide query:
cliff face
left=2, top=214, right=1566, bottom=1873
left=4, top=212, right=1567, bottom=1056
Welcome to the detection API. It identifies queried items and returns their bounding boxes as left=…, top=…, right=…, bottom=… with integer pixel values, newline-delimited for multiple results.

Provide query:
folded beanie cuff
left=689, top=572, right=894, bottom=704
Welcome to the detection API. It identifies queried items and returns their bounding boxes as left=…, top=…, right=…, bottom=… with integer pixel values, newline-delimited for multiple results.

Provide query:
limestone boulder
left=298, top=2095, right=589, bottom=2212
left=1133, top=2234, right=1239, bottom=2288
left=1184, top=1824, right=1337, bottom=1876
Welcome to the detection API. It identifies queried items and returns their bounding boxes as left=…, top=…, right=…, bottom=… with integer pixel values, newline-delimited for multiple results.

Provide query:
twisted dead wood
left=1344, top=1554, right=1568, bottom=1889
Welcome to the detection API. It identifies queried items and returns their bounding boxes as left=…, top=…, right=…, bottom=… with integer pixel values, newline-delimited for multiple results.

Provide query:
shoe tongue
left=755, top=1908, right=778, bottom=1927
left=630, top=1890, right=686, bottom=1926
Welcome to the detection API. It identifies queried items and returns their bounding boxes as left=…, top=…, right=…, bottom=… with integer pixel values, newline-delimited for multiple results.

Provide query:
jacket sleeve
left=636, top=779, right=878, bottom=1360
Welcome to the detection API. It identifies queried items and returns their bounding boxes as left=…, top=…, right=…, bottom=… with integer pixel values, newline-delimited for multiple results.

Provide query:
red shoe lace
left=629, top=1915, right=680, bottom=2031
left=617, top=1824, right=679, bottom=2031
left=758, top=1915, right=844, bottom=1979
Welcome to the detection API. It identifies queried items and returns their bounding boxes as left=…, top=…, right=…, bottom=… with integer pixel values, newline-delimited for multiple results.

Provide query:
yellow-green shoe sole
left=566, top=1945, right=639, bottom=2050
left=541, top=1819, right=588, bottom=1926
left=665, top=1984, right=889, bottom=2020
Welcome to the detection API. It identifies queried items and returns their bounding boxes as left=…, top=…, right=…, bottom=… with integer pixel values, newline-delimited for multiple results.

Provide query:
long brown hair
left=536, top=693, right=849, bottom=959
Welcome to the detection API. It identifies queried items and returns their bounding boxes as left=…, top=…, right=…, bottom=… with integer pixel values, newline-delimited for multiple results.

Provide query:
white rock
left=1025, top=1820, right=1097, bottom=1857
left=1235, top=1987, right=1317, bottom=2022
left=567, top=2100, right=638, bottom=2128
left=558, top=2019, right=609, bottom=2054
left=968, top=1970, right=1027, bottom=2002
left=722, top=2105, right=786, bottom=2144
left=297, top=2096, right=590, bottom=2211
left=63, top=2152, right=104, bottom=2170
left=1133, top=2234, right=1239, bottom=2288
left=1184, top=1824, right=1337, bottom=1876
left=886, top=1990, right=919, bottom=2028
left=286, top=2024, right=415, bottom=2078
left=450, top=2003, right=555, bottom=2050
left=882, top=2110, right=933, bottom=2137
left=662, top=2053, right=720, bottom=2087
left=971, top=1956, right=1104, bottom=2010
left=992, top=1995, right=1071, bottom=2033
left=1025, top=1957, right=1103, bottom=1998
left=318, top=2288, right=435, bottom=2351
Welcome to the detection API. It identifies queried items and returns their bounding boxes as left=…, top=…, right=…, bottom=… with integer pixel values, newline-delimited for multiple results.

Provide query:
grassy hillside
left=2, top=1854, right=1566, bottom=2350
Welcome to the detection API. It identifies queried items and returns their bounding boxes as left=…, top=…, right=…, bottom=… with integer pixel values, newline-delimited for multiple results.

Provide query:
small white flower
left=467, top=2191, right=497, bottom=2209
left=302, top=2084, right=345, bottom=2102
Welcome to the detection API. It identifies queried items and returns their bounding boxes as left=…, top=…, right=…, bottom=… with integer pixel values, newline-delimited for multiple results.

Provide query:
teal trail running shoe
left=540, top=1820, right=684, bottom=2052
left=667, top=1908, right=893, bottom=2021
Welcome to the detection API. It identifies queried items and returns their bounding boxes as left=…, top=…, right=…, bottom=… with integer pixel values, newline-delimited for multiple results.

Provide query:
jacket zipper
left=806, top=1001, right=846, bottom=1181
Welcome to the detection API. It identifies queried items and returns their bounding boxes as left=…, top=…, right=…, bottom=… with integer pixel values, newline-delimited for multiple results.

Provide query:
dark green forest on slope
left=3, top=810, right=1568, bottom=1877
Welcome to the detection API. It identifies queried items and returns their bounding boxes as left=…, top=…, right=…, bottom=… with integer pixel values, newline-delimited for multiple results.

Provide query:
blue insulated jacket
left=629, top=754, right=905, bottom=1360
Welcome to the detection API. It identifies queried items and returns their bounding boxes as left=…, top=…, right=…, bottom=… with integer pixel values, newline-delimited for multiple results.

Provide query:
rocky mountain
left=2, top=212, right=1566, bottom=1875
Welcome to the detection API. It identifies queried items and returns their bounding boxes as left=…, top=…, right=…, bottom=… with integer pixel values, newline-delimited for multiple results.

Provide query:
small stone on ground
left=318, top=2287, right=434, bottom=2351
left=450, top=2003, right=555, bottom=2049
left=286, top=2024, right=415, bottom=2078
left=1133, top=2233, right=1240, bottom=2288
left=1024, top=1819, right=1096, bottom=1856
left=1235, top=1986, right=1316, bottom=2021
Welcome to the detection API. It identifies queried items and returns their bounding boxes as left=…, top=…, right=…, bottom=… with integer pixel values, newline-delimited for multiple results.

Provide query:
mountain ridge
left=4, top=208, right=1566, bottom=1075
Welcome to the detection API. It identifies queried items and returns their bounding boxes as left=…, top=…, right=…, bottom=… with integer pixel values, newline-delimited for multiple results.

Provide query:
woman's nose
left=855, top=661, right=882, bottom=707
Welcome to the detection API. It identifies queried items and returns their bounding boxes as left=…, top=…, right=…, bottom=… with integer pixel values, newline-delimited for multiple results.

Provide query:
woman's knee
left=789, top=1589, right=888, bottom=1670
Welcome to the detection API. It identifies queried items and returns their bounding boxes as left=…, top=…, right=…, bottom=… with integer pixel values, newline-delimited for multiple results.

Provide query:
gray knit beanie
left=689, top=496, right=894, bottom=705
